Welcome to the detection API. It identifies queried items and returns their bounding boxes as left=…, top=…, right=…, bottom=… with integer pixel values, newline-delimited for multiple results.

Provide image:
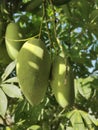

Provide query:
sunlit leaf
left=70, top=110, right=86, bottom=130
left=80, top=110, right=93, bottom=129
left=66, top=127, right=73, bottom=130
left=0, top=88, right=7, bottom=117
left=3, top=77, right=18, bottom=83
left=88, top=114, right=98, bottom=126
left=75, top=77, right=94, bottom=100
left=1, top=83, right=22, bottom=98
left=27, top=125, right=41, bottom=130
left=1, top=61, right=16, bottom=81
left=65, top=110, right=76, bottom=119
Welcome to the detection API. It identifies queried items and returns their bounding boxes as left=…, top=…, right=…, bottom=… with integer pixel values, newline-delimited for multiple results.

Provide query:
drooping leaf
left=1, top=83, right=22, bottom=98
left=0, top=88, right=7, bottom=117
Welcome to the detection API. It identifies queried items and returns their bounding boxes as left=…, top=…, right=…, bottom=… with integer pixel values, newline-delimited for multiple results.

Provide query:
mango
left=5, top=22, right=23, bottom=60
left=50, top=54, right=74, bottom=108
left=16, top=38, right=51, bottom=106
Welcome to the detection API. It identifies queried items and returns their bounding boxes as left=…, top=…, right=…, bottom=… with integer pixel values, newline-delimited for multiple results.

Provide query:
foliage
left=0, top=0, right=98, bottom=130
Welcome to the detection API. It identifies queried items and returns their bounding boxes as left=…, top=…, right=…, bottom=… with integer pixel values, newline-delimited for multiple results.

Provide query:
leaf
left=79, top=110, right=93, bottom=129
left=27, top=125, right=41, bottom=130
left=75, top=77, right=94, bottom=100
left=90, top=9, right=98, bottom=23
left=82, top=83, right=92, bottom=100
left=81, top=77, right=94, bottom=99
left=92, top=79, right=98, bottom=90
left=1, top=83, right=22, bottom=98
left=88, top=114, right=98, bottom=126
left=70, top=110, right=86, bottom=130
left=0, top=88, right=7, bottom=117
left=5, top=126, right=12, bottom=130
left=1, top=61, right=16, bottom=81
left=3, top=77, right=18, bottom=83
left=65, top=110, right=76, bottom=119
left=82, top=76, right=94, bottom=85
left=66, top=127, right=74, bottom=130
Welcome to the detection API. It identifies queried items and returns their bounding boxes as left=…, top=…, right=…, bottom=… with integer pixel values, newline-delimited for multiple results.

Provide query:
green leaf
left=90, top=9, right=98, bottom=23
left=1, top=83, right=22, bottom=98
left=3, top=77, right=18, bottom=83
left=0, top=88, right=7, bottom=117
left=92, top=79, right=98, bottom=90
left=88, top=114, right=98, bottom=126
left=66, top=127, right=73, bottom=130
left=70, top=110, right=86, bottom=130
left=65, top=110, right=76, bottom=119
left=27, top=125, right=41, bottom=130
left=1, top=61, right=16, bottom=81
left=82, top=84, right=92, bottom=100
left=79, top=110, right=93, bottom=129
left=75, top=77, right=94, bottom=100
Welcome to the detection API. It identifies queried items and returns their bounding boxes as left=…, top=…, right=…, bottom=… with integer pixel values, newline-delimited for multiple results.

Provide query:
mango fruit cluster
left=5, top=22, right=75, bottom=108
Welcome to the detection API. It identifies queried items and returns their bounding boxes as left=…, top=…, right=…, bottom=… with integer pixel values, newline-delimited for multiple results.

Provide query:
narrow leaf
left=0, top=88, right=7, bottom=117
left=3, top=77, right=18, bottom=83
left=1, top=61, right=16, bottom=81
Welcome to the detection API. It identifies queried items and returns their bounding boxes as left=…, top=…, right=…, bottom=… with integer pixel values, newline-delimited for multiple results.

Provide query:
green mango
left=50, top=54, right=74, bottom=108
left=16, top=38, right=51, bottom=106
left=5, top=22, right=23, bottom=60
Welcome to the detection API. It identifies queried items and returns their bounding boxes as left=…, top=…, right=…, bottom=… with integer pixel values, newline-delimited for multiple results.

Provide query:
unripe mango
left=5, top=22, right=23, bottom=60
left=16, top=38, right=51, bottom=106
left=50, top=55, right=74, bottom=108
